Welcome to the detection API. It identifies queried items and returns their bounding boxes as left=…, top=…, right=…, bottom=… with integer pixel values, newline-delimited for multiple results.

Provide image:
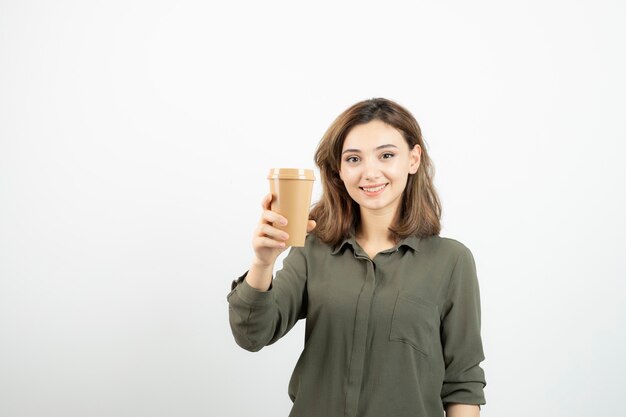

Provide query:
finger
left=261, top=193, right=272, bottom=210
left=258, top=223, right=289, bottom=241
left=261, top=209, right=288, bottom=226
left=258, top=236, right=286, bottom=249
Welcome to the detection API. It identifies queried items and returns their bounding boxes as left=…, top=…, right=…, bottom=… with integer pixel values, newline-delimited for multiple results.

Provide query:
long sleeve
left=226, top=246, right=308, bottom=352
left=440, top=246, right=487, bottom=407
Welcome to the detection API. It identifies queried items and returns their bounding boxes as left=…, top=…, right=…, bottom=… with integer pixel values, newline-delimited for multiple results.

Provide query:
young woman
left=227, top=98, right=487, bottom=417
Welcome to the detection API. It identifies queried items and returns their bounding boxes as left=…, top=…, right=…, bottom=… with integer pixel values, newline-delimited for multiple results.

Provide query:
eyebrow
left=342, top=144, right=399, bottom=155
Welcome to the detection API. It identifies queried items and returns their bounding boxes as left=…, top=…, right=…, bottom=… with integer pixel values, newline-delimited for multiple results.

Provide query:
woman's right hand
left=252, top=192, right=316, bottom=267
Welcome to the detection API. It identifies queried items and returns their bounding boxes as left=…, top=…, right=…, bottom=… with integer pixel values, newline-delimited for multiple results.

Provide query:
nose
left=362, top=158, right=383, bottom=181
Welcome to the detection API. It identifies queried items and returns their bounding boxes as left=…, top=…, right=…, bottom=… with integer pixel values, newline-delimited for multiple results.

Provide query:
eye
left=381, top=153, right=395, bottom=159
left=345, top=156, right=359, bottom=163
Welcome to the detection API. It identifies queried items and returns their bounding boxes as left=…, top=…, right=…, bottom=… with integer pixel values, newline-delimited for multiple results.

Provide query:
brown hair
left=309, top=97, right=442, bottom=247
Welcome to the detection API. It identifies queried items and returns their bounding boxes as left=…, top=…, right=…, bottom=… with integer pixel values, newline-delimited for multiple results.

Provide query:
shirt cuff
left=229, top=270, right=274, bottom=306
left=441, top=380, right=486, bottom=409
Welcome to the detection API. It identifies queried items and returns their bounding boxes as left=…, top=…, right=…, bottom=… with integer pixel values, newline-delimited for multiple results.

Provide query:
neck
left=356, top=206, right=398, bottom=244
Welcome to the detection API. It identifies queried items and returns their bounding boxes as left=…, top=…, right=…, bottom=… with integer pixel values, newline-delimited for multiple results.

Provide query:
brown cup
left=267, top=168, right=316, bottom=247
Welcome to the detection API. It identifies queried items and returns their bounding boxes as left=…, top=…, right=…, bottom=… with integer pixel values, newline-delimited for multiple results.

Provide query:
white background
left=1, top=1, right=625, bottom=416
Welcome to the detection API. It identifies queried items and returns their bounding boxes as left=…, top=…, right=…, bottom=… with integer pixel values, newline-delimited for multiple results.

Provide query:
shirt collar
left=331, top=231, right=421, bottom=255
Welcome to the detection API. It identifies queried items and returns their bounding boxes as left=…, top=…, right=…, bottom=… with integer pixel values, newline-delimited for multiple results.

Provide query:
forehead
left=342, top=120, right=405, bottom=150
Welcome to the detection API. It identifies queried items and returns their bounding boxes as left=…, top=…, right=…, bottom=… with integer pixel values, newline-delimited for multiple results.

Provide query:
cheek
left=340, top=168, right=355, bottom=183
left=391, top=162, right=410, bottom=177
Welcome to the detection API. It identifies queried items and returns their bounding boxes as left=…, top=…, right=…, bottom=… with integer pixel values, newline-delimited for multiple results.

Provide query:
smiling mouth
left=360, top=183, right=388, bottom=193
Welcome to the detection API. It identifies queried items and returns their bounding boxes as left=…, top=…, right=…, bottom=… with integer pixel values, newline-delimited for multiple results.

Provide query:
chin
left=357, top=197, right=390, bottom=209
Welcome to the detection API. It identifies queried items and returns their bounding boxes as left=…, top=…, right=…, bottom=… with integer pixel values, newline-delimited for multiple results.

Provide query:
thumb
left=306, top=220, right=317, bottom=233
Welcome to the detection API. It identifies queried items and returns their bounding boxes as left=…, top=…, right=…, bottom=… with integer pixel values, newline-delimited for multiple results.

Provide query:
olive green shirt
left=227, top=232, right=487, bottom=417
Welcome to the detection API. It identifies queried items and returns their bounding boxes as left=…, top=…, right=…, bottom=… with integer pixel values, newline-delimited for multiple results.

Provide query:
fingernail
left=280, top=219, right=287, bottom=225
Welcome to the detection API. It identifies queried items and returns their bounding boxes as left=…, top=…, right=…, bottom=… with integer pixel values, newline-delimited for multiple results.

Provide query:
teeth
left=363, top=184, right=386, bottom=192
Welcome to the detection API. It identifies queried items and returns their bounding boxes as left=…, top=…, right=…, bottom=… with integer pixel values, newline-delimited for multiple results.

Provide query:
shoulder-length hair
left=309, top=97, right=442, bottom=247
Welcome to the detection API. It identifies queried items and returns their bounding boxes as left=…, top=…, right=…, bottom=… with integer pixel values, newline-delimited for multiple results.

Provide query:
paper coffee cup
left=267, top=168, right=315, bottom=247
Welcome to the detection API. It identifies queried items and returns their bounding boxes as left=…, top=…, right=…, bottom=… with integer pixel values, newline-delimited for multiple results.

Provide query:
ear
left=409, top=144, right=421, bottom=174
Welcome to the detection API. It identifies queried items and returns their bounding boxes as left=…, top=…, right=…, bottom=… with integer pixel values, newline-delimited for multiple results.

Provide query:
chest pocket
left=389, top=293, right=439, bottom=356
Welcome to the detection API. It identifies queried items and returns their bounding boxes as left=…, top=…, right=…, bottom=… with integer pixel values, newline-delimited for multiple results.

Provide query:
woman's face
left=339, top=119, right=421, bottom=215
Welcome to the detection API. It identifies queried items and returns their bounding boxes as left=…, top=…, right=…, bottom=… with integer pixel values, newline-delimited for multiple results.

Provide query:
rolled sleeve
left=227, top=246, right=308, bottom=352
left=440, top=246, right=487, bottom=407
